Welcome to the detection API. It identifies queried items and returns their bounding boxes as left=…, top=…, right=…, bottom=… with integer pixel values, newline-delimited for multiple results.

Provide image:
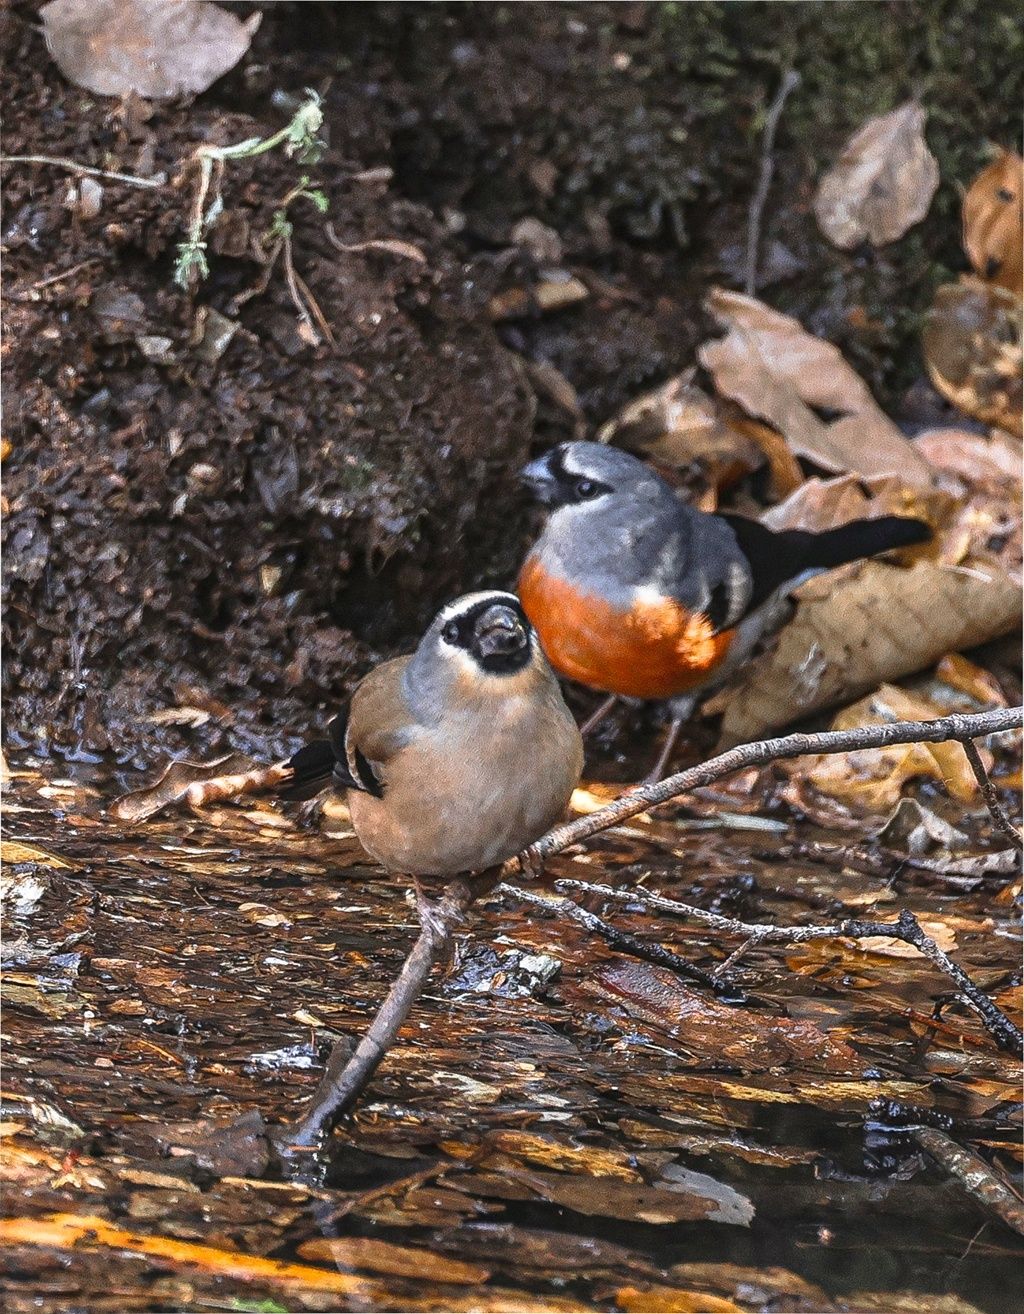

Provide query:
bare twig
left=744, top=68, right=800, bottom=295
left=525, top=708, right=1024, bottom=867
left=962, top=738, right=1023, bottom=851
left=913, top=1126, right=1024, bottom=1236
left=325, top=222, right=427, bottom=264
left=0, top=154, right=165, bottom=188
left=275, top=876, right=481, bottom=1151
left=498, top=883, right=730, bottom=996
left=554, top=880, right=1023, bottom=1056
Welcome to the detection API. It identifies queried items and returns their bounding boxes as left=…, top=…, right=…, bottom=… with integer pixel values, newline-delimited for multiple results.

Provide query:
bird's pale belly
left=518, top=556, right=735, bottom=700
left=348, top=708, right=582, bottom=876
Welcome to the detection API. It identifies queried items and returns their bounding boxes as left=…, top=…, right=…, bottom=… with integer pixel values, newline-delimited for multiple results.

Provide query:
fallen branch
left=524, top=707, right=1024, bottom=866
left=0, top=153, right=166, bottom=187
left=744, top=68, right=800, bottom=294
left=962, top=737, right=1023, bottom=851
left=498, top=883, right=735, bottom=997
left=913, top=1126, right=1024, bottom=1236
left=553, top=880, right=1023, bottom=1056
left=276, top=876, right=482, bottom=1151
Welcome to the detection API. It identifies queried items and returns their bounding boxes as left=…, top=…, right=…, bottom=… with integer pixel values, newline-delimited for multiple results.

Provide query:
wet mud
left=2, top=756, right=1021, bottom=1313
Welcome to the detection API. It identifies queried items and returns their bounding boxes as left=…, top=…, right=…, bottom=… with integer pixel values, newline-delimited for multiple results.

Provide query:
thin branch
left=498, top=883, right=733, bottom=997
left=744, top=69, right=800, bottom=295
left=962, top=737, right=1023, bottom=851
left=0, top=154, right=166, bottom=188
left=524, top=708, right=1024, bottom=866
left=274, top=876, right=481, bottom=1151
left=554, top=881, right=1023, bottom=1056
left=913, top=1127, right=1024, bottom=1236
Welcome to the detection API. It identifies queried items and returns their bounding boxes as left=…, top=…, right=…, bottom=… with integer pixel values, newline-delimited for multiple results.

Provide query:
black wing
left=279, top=709, right=384, bottom=801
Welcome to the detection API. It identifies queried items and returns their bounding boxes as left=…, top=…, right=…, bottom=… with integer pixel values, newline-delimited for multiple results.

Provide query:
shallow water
left=2, top=754, right=1022, bottom=1313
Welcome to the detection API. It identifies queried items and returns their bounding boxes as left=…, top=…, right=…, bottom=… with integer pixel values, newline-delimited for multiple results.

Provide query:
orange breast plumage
left=518, top=556, right=735, bottom=700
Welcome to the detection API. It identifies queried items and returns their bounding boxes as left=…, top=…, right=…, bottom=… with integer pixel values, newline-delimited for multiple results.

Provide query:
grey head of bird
left=403, top=591, right=548, bottom=715
left=520, top=441, right=695, bottom=591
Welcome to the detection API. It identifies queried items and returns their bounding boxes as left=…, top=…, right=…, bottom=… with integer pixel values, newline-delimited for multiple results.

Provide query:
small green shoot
left=174, top=90, right=326, bottom=289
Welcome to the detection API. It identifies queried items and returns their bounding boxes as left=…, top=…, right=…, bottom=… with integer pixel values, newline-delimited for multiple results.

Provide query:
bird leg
left=414, top=876, right=456, bottom=942
left=579, top=693, right=619, bottom=738
left=641, top=714, right=685, bottom=787
left=641, top=694, right=697, bottom=786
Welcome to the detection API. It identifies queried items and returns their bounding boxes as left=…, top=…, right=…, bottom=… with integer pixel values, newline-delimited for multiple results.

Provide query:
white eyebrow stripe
left=435, top=590, right=522, bottom=624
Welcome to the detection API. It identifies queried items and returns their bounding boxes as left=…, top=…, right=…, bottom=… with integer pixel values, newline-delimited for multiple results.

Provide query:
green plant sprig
left=174, top=91, right=326, bottom=289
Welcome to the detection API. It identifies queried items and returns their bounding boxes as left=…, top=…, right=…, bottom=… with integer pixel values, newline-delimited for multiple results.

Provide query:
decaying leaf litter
left=3, top=3, right=1024, bottom=1313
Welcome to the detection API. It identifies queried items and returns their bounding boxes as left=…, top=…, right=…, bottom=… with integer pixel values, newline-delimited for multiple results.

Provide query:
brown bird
left=283, top=592, right=583, bottom=896
left=519, top=442, right=931, bottom=781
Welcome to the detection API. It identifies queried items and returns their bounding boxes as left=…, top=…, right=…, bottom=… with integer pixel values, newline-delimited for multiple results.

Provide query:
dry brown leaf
left=714, top=558, right=1021, bottom=747
left=41, top=0, right=259, bottom=99
left=922, top=278, right=1023, bottom=436
left=616, top=1286, right=742, bottom=1313
left=585, top=961, right=861, bottom=1074
left=915, top=426, right=1022, bottom=496
left=0, top=839, right=77, bottom=869
left=791, top=684, right=988, bottom=815
left=669, top=1263, right=829, bottom=1305
left=813, top=102, right=939, bottom=249
left=296, top=1236, right=489, bottom=1285
left=699, top=288, right=934, bottom=483
left=598, top=371, right=802, bottom=500
left=504, top=1166, right=752, bottom=1227
left=963, top=149, right=1024, bottom=294
left=934, top=653, right=1009, bottom=707
left=110, top=753, right=291, bottom=822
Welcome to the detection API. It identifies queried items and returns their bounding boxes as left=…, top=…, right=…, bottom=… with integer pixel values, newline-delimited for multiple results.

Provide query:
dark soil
left=3, top=0, right=1022, bottom=767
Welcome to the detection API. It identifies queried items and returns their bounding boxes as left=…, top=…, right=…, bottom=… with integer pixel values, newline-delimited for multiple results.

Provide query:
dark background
left=3, top=0, right=1021, bottom=766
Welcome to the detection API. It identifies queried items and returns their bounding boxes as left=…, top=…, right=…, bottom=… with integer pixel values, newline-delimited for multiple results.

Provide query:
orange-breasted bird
left=283, top=592, right=583, bottom=888
left=518, top=442, right=931, bottom=781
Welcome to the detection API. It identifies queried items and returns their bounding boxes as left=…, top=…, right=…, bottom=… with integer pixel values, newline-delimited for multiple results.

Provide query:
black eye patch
left=550, top=448, right=613, bottom=504
left=439, top=597, right=529, bottom=650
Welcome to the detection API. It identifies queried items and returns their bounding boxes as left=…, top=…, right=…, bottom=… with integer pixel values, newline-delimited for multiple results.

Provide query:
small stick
left=913, top=1126, right=1024, bottom=1236
left=962, top=738, right=1023, bottom=851
left=554, top=881, right=1022, bottom=1056
left=525, top=708, right=1024, bottom=867
left=0, top=154, right=165, bottom=188
left=498, top=883, right=728, bottom=995
left=744, top=69, right=800, bottom=295
left=276, top=876, right=480, bottom=1150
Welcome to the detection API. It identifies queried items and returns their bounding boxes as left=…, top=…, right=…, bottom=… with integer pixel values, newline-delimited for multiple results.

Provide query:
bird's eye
left=441, top=620, right=461, bottom=644
left=575, top=478, right=600, bottom=500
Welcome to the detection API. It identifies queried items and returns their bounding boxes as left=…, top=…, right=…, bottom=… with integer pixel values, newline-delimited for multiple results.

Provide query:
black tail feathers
left=278, top=737, right=336, bottom=801
left=724, top=512, right=931, bottom=609
left=797, top=515, right=931, bottom=573
left=277, top=710, right=382, bottom=801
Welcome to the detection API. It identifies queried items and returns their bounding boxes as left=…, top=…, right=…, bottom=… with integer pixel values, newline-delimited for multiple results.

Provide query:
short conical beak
left=475, top=605, right=528, bottom=658
left=520, top=455, right=559, bottom=505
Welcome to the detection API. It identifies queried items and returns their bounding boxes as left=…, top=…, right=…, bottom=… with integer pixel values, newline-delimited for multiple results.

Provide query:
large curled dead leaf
left=813, top=102, right=939, bottom=249
left=790, top=684, right=991, bottom=815
left=713, top=556, right=1021, bottom=747
left=963, top=150, right=1024, bottom=295
left=597, top=370, right=802, bottom=501
left=110, top=753, right=289, bottom=823
left=41, top=0, right=259, bottom=99
left=699, top=288, right=934, bottom=484
left=922, top=278, right=1023, bottom=436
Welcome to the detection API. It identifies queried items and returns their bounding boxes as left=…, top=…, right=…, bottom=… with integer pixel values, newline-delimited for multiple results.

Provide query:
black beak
left=475, top=605, right=528, bottom=659
left=520, top=454, right=560, bottom=506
